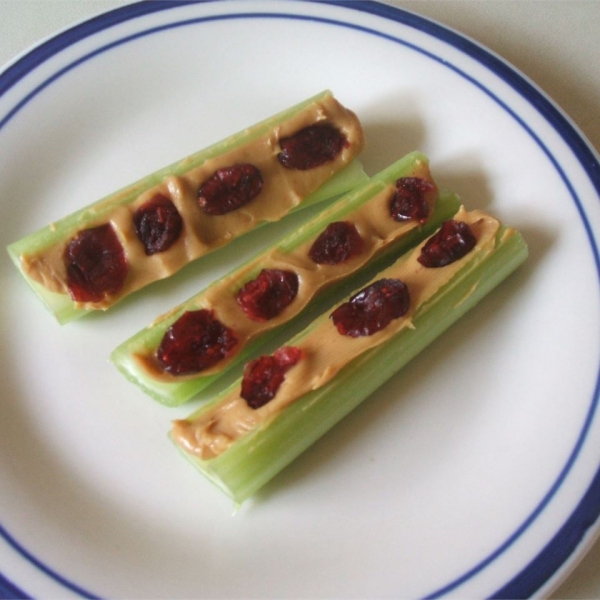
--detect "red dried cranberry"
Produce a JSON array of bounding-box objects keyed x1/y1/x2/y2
[
  {"x1": 156, "y1": 310, "x2": 237, "y2": 375},
  {"x1": 278, "y1": 124, "x2": 347, "y2": 170},
  {"x1": 236, "y1": 269, "x2": 299, "y2": 322},
  {"x1": 133, "y1": 194, "x2": 183, "y2": 255},
  {"x1": 241, "y1": 346, "x2": 304, "y2": 409},
  {"x1": 64, "y1": 223, "x2": 128, "y2": 303},
  {"x1": 198, "y1": 164, "x2": 263, "y2": 215},
  {"x1": 308, "y1": 221, "x2": 365, "y2": 265},
  {"x1": 418, "y1": 220, "x2": 477, "y2": 268},
  {"x1": 330, "y1": 278, "x2": 410, "y2": 337},
  {"x1": 389, "y1": 177, "x2": 435, "y2": 224}
]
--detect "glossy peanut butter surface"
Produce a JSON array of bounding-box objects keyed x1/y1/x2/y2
[
  {"x1": 20, "y1": 94, "x2": 364, "y2": 310},
  {"x1": 172, "y1": 208, "x2": 501, "y2": 460},
  {"x1": 134, "y1": 159, "x2": 437, "y2": 382}
]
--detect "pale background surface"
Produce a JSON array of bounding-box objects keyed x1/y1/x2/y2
[{"x1": 1, "y1": 1, "x2": 598, "y2": 598}]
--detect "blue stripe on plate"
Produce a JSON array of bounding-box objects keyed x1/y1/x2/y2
[
  {"x1": 0, "y1": 1, "x2": 189, "y2": 98},
  {"x1": 0, "y1": 523, "x2": 100, "y2": 599},
  {"x1": 0, "y1": 572, "x2": 30, "y2": 600},
  {"x1": 0, "y1": 1, "x2": 598, "y2": 598}
]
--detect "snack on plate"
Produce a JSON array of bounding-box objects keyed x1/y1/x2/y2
[
  {"x1": 170, "y1": 207, "x2": 528, "y2": 504},
  {"x1": 6, "y1": 90, "x2": 366, "y2": 324},
  {"x1": 111, "y1": 152, "x2": 461, "y2": 406}
]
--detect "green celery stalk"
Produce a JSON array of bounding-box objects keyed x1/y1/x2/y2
[
  {"x1": 171, "y1": 223, "x2": 528, "y2": 505},
  {"x1": 111, "y1": 152, "x2": 461, "y2": 407},
  {"x1": 7, "y1": 90, "x2": 367, "y2": 324}
]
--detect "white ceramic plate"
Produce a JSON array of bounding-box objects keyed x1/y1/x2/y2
[{"x1": 1, "y1": 1, "x2": 599, "y2": 598}]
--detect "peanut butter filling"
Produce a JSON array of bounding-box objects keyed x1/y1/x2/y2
[
  {"x1": 19, "y1": 93, "x2": 365, "y2": 310},
  {"x1": 172, "y1": 207, "x2": 501, "y2": 460},
  {"x1": 132, "y1": 159, "x2": 437, "y2": 381}
]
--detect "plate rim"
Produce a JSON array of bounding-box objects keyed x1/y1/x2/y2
[{"x1": 1, "y1": 1, "x2": 599, "y2": 598}]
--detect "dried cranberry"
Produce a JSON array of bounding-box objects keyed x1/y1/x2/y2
[
  {"x1": 156, "y1": 310, "x2": 237, "y2": 375},
  {"x1": 389, "y1": 177, "x2": 435, "y2": 224},
  {"x1": 308, "y1": 221, "x2": 365, "y2": 265},
  {"x1": 198, "y1": 164, "x2": 263, "y2": 215},
  {"x1": 330, "y1": 278, "x2": 410, "y2": 337},
  {"x1": 278, "y1": 124, "x2": 347, "y2": 170},
  {"x1": 241, "y1": 346, "x2": 304, "y2": 409},
  {"x1": 236, "y1": 269, "x2": 299, "y2": 322},
  {"x1": 64, "y1": 223, "x2": 128, "y2": 303},
  {"x1": 418, "y1": 220, "x2": 477, "y2": 268},
  {"x1": 133, "y1": 194, "x2": 183, "y2": 255}
]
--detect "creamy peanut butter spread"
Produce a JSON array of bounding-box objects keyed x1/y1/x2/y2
[
  {"x1": 133, "y1": 159, "x2": 437, "y2": 382},
  {"x1": 172, "y1": 207, "x2": 502, "y2": 461},
  {"x1": 19, "y1": 93, "x2": 365, "y2": 311}
]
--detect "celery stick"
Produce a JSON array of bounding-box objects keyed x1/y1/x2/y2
[
  {"x1": 171, "y1": 222, "x2": 528, "y2": 505},
  {"x1": 7, "y1": 90, "x2": 366, "y2": 324},
  {"x1": 111, "y1": 152, "x2": 460, "y2": 407}
]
